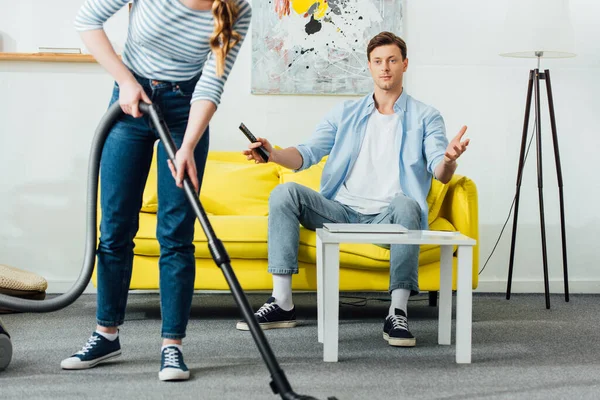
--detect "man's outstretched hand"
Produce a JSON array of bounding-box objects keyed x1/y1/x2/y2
[{"x1": 444, "y1": 125, "x2": 470, "y2": 163}]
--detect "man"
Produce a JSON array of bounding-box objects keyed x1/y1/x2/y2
[{"x1": 237, "y1": 32, "x2": 469, "y2": 347}]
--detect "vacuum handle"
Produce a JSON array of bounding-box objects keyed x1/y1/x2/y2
[{"x1": 138, "y1": 102, "x2": 218, "y2": 241}]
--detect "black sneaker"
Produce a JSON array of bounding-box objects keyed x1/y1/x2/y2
[
  {"x1": 383, "y1": 309, "x2": 416, "y2": 347},
  {"x1": 61, "y1": 332, "x2": 121, "y2": 369},
  {"x1": 159, "y1": 346, "x2": 190, "y2": 381},
  {"x1": 236, "y1": 297, "x2": 297, "y2": 331}
]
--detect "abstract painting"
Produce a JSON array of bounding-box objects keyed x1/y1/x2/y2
[{"x1": 251, "y1": 0, "x2": 403, "y2": 95}]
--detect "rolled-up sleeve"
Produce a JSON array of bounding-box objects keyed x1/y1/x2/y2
[{"x1": 422, "y1": 109, "x2": 449, "y2": 178}]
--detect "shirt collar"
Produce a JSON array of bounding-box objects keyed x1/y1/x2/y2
[{"x1": 364, "y1": 88, "x2": 408, "y2": 119}]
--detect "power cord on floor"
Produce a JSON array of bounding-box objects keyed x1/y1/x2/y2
[
  {"x1": 339, "y1": 294, "x2": 429, "y2": 307},
  {"x1": 478, "y1": 119, "x2": 537, "y2": 276}
]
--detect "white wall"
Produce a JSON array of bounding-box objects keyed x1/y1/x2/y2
[{"x1": 0, "y1": 0, "x2": 599, "y2": 294}]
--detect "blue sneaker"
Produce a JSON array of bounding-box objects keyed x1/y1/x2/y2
[
  {"x1": 236, "y1": 297, "x2": 297, "y2": 331},
  {"x1": 61, "y1": 332, "x2": 121, "y2": 370},
  {"x1": 159, "y1": 346, "x2": 190, "y2": 381},
  {"x1": 383, "y1": 309, "x2": 416, "y2": 347}
]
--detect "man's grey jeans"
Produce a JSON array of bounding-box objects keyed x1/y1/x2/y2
[{"x1": 267, "y1": 182, "x2": 422, "y2": 294}]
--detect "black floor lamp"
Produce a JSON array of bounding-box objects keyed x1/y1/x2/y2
[{"x1": 500, "y1": 0, "x2": 576, "y2": 309}]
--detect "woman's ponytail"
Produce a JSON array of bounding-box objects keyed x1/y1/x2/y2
[{"x1": 210, "y1": 0, "x2": 241, "y2": 77}]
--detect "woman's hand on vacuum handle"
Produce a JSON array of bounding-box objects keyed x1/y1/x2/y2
[
  {"x1": 119, "y1": 78, "x2": 152, "y2": 118},
  {"x1": 167, "y1": 146, "x2": 199, "y2": 193}
]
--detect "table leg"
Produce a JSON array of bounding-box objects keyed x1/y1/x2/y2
[
  {"x1": 456, "y1": 245, "x2": 473, "y2": 364},
  {"x1": 317, "y1": 232, "x2": 324, "y2": 343},
  {"x1": 438, "y1": 245, "x2": 453, "y2": 345},
  {"x1": 323, "y1": 243, "x2": 340, "y2": 362}
]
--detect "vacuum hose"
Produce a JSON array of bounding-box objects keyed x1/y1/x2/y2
[{"x1": 0, "y1": 102, "x2": 123, "y2": 312}]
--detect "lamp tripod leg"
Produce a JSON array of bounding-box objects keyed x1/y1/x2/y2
[
  {"x1": 544, "y1": 69, "x2": 570, "y2": 302},
  {"x1": 533, "y1": 69, "x2": 551, "y2": 310},
  {"x1": 507, "y1": 70, "x2": 534, "y2": 300}
]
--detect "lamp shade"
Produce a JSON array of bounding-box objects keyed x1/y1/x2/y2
[{"x1": 500, "y1": 0, "x2": 576, "y2": 58}]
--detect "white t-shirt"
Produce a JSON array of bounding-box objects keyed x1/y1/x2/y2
[{"x1": 335, "y1": 108, "x2": 403, "y2": 214}]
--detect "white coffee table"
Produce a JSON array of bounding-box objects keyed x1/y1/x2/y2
[{"x1": 316, "y1": 227, "x2": 477, "y2": 364}]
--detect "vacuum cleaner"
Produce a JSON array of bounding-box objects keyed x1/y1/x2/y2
[{"x1": 0, "y1": 102, "x2": 337, "y2": 400}]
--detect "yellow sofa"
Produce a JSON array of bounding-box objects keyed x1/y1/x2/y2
[{"x1": 98, "y1": 151, "x2": 479, "y2": 295}]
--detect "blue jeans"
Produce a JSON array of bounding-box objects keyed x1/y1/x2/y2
[
  {"x1": 268, "y1": 183, "x2": 422, "y2": 294},
  {"x1": 96, "y1": 72, "x2": 209, "y2": 339}
]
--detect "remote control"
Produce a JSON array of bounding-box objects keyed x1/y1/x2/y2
[{"x1": 239, "y1": 123, "x2": 269, "y2": 163}]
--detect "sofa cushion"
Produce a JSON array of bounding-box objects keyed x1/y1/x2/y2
[
  {"x1": 140, "y1": 151, "x2": 280, "y2": 215},
  {"x1": 200, "y1": 160, "x2": 280, "y2": 216},
  {"x1": 279, "y1": 157, "x2": 327, "y2": 190}
]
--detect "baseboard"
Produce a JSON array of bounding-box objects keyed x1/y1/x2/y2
[
  {"x1": 475, "y1": 279, "x2": 600, "y2": 294},
  {"x1": 46, "y1": 279, "x2": 600, "y2": 295}
]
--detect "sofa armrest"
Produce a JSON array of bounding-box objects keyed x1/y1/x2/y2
[{"x1": 438, "y1": 175, "x2": 479, "y2": 288}]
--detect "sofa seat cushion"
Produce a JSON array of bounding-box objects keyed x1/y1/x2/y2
[
  {"x1": 134, "y1": 214, "x2": 268, "y2": 259},
  {"x1": 133, "y1": 212, "x2": 455, "y2": 269}
]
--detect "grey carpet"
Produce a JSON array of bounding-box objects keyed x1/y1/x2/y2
[{"x1": 1, "y1": 292, "x2": 599, "y2": 400}]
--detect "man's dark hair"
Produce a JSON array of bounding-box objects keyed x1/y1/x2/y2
[{"x1": 367, "y1": 31, "x2": 407, "y2": 61}]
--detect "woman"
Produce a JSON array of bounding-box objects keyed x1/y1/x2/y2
[{"x1": 60, "y1": 0, "x2": 251, "y2": 381}]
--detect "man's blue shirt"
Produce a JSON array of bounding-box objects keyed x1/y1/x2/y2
[{"x1": 294, "y1": 90, "x2": 449, "y2": 230}]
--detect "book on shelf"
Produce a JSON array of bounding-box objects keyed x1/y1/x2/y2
[{"x1": 38, "y1": 47, "x2": 82, "y2": 54}]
